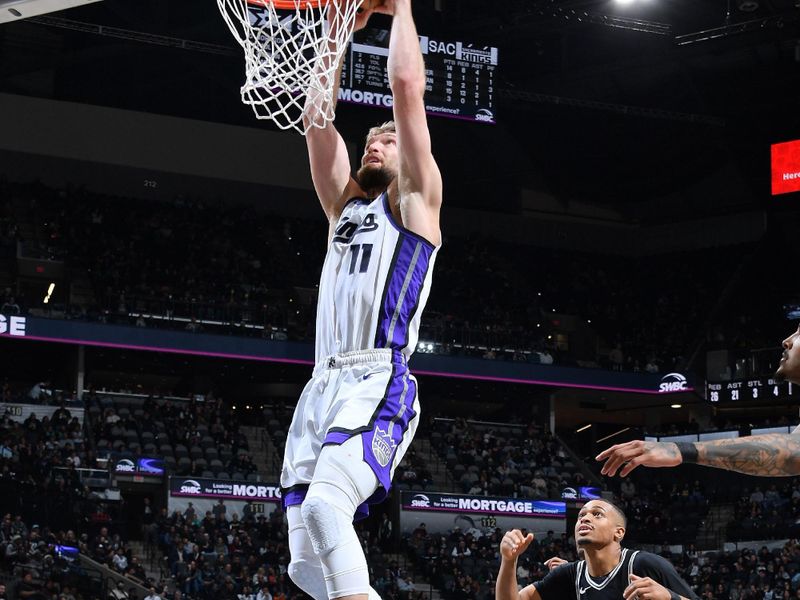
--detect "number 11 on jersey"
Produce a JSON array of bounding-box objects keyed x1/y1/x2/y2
[{"x1": 348, "y1": 243, "x2": 373, "y2": 275}]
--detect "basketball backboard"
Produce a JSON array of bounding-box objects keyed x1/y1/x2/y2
[{"x1": 0, "y1": 0, "x2": 103, "y2": 24}]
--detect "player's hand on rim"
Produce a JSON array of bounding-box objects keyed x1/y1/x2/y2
[
  {"x1": 353, "y1": 0, "x2": 394, "y2": 31},
  {"x1": 595, "y1": 440, "x2": 682, "y2": 477},
  {"x1": 623, "y1": 574, "x2": 674, "y2": 600},
  {"x1": 499, "y1": 529, "x2": 534, "y2": 561}
]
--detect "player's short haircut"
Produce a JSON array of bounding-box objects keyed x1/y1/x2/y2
[
  {"x1": 598, "y1": 499, "x2": 627, "y2": 529},
  {"x1": 365, "y1": 121, "x2": 396, "y2": 146}
]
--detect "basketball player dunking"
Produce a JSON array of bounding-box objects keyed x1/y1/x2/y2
[
  {"x1": 597, "y1": 325, "x2": 800, "y2": 478},
  {"x1": 497, "y1": 500, "x2": 698, "y2": 600},
  {"x1": 281, "y1": 1, "x2": 442, "y2": 600}
]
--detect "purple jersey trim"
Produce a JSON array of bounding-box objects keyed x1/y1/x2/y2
[
  {"x1": 281, "y1": 485, "x2": 370, "y2": 521},
  {"x1": 381, "y1": 193, "x2": 437, "y2": 250},
  {"x1": 361, "y1": 357, "x2": 417, "y2": 500},
  {"x1": 323, "y1": 431, "x2": 350, "y2": 445},
  {"x1": 319, "y1": 351, "x2": 418, "y2": 512},
  {"x1": 374, "y1": 236, "x2": 433, "y2": 350},
  {"x1": 282, "y1": 487, "x2": 308, "y2": 511}
]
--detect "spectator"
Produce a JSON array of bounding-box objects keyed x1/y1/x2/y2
[
  {"x1": 112, "y1": 548, "x2": 128, "y2": 572},
  {"x1": 609, "y1": 344, "x2": 624, "y2": 371},
  {"x1": 144, "y1": 587, "x2": 161, "y2": 600},
  {"x1": 620, "y1": 478, "x2": 636, "y2": 500},
  {"x1": 212, "y1": 500, "x2": 227, "y2": 521},
  {"x1": 255, "y1": 584, "x2": 272, "y2": 600},
  {"x1": 17, "y1": 573, "x2": 41, "y2": 600},
  {"x1": 378, "y1": 513, "x2": 393, "y2": 553}
]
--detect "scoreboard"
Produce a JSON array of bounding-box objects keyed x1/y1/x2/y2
[
  {"x1": 707, "y1": 377, "x2": 794, "y2": 403},
  {"x1": 339, "y1": 30, "x2": 498, "y2": 124}
]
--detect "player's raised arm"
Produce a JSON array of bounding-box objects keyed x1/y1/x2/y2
[
  {"x1": 385, "y1": 0, "x2": 442, "y2": 244},
  {"x1": 598, "y1": 324, "x2": 800, "y2": 478},
  {"x1": 496, "y1": 530, "x2": 539, "y2": 600},
  {"x1": 596, "y1": 433, "x2": 800, "y2": 478},
  {"x1": 303, "y1": 2, "x2": 378, "y2": 221}
]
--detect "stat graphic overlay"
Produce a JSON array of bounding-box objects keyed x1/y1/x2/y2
[
  {"x1": 772, "y1": 139, "x2": 800, "y2": 195},
  {"x1": 339, "y1": 30, "x2": 498, "y2": 124},
  {"x1": 706, "y1": 377, "x2": 794, "y2": 403}
]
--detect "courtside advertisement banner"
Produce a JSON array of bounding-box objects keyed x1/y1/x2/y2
[
  {"x1": 402, "y1": 491, "x2": 565, "y2": 517},
  {"x1": 772, "y1": 140, "x2": 800, "y2": 195},
  {"x1": 399, "y1": 491, "x2": 566, "y2": 537},
  {"x1": 114, "y1": 457, "x2": 164, "y2": 477},
  {"x1": 169, "y1": 476, "x2": 282, "y2": 501},
  {"x1": 168, "y1": 476, "x2": 282, "y2": 520},
  {"x1": 0, "y1": 315, "x2": 26, "y2": 337}
]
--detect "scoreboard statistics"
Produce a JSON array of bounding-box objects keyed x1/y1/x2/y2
[
  {"x1": 707, "y1": 377, "x2": 794, "y2": 403},
  {"x1": 339, "y1": 30, "x2": 498, "y2": 124}
]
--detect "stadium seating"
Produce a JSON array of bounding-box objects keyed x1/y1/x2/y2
[{"x1": 2, "y1": 180, "x2": 753, "y2": 372}]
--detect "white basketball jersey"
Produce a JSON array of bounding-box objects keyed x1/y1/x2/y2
[{"x1": 314, "y1": 192, "x2": 438, "y2": 363}]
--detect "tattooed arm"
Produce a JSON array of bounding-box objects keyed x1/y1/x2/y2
[
  {"x1": 597, "y1": 429, "x2": 800, "y2": 477},
  {"x1": 694, "y1": 431, "x2": 800, "y2": 476}
]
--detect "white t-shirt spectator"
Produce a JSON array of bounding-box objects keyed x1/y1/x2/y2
[
  {"x1": 396, "y1": 575, "x2": 414, "y2": 592},
  {"x1": 112, "y1": 551, "x2": 128, "y2": 572}
]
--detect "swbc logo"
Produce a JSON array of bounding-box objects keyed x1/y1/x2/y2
[
  {"x1": 180, "y1": 480, "x2": 202, "y2": 494},
  {"x1": 561, "y1": 487, "x2": 578, "y2": 500},
  {"x1": 410, "y1": 494, "x2": 430, "y2": 508},
  {"x1": 0, "y1": 315, "x2": 26, "y2": 337},
  {"x1": 659, "y1": 373, "x2": 689, "y2": 393},
  {"x1": 475, "y1": 109, "x2": 494, "y2": 123},
  {"x1": 115, "y1": 459, "x2": 136, "y2": 473}
]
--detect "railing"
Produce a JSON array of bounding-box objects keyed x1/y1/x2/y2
[
  {"x1": 77, "y1": 553, "x2": 152, "y2": 600},
  {"x1": 28, "y1": 295, "x2": 292, "y2": 340}
]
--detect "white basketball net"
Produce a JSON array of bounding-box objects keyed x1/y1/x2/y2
[{"x1": 217, "y1": 0, "x2": 364, "y2": 135}]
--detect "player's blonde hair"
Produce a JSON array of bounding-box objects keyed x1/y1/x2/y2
[{"x1": 365, "y1": 121, "x2": 396, "y2": 147}]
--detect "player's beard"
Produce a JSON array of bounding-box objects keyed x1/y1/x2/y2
[{"x1": 356, "y1": 164, "x2": 394, "y2": 195}]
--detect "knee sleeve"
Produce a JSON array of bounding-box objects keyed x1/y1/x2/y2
[
  {"x1": 301, "y1": 493, "x2": 368, "y2": 598},
  {"x1": 300, "y1": 438, "x2": 381, "y2": 598},
  {"x1": 287, "y1": 506, "x2": 328, "y2": 600}
]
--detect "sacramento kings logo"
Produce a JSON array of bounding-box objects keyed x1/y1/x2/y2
[{"x1": 371, "y1": 426, "x2": 397, "y2": 467}]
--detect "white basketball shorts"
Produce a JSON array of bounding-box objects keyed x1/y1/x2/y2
[{"x1": 280, "y1": 348, "x2": 421, "y2": 519}]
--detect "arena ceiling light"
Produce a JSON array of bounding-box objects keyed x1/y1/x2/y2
[
  {"x1": 670, "y1": 404, "x2": 682, "y2": 409},
  {"x1": 43, "y1": 282, "x2": 55, "y2": 304}
]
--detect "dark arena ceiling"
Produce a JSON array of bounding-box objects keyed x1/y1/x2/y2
[{"x1": 1, "y1": 0, "x2": 799, "y2": 211}]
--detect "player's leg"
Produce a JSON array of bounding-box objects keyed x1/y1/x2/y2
[
  {"x1": 287, "y1": 506, "x2": 329, "y2": 600},
  {"x1": 289, "y1": 505, "x2": 383, "y2": 600},
  {"x1": 283, "y1": 375, "x2": 332, "y2": 598},
  {"x1": 300, "y1": 435, "x2": 380, "y2": 600}
]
